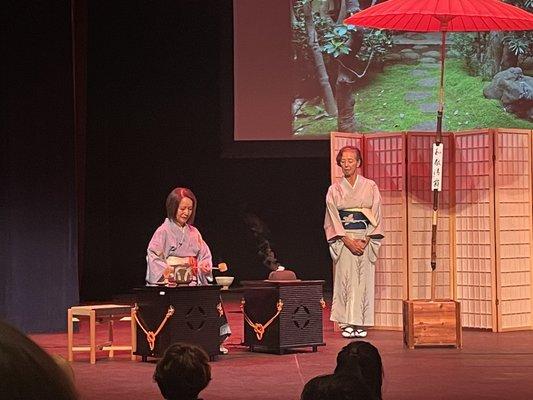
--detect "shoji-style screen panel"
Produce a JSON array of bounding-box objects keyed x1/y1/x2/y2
[
  {"x1": 329, "y1": 129, "x2": 533, "y2": 332},
  {"x1": 494, "y1": 129, "x2": 533, "y2": 331},
  {"x1": 454, "y1": 131, "x2": 497, "y2": 330},
  {"x1": 330, "y1": 132, "x2": 364, "y2": 183},
  {"x1": 365, "y1": 133, "x2": 408, "y2": 329},
  {"x1": 407, "y1": 132, "x2": 453, "y2": 300}
]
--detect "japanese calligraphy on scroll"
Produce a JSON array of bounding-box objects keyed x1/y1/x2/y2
[{"x1": 431, "y1": 143, "x2": 443, "y2": 191}]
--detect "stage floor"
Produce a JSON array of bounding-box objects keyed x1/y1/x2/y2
[{"x1": 32, "y1": 295, "x2": 533, "y2": 400}]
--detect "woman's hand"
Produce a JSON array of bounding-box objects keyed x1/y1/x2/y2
[
  {"x1": 342, "y1": 237, "x2": 367, "y2": 256},
  {"x1": 354, "y1": 239, "x2": 368, "y2": 253},
  {"x1": 198, "y1": 261, "x2": 212, "y2": 274},
  {"x1": 162, "y1": 265, "x2": 174, "y2": 280}
]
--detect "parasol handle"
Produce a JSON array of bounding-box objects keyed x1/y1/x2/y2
[
  {"x1": 436, "y1": 31, "x2": 447, "y2": 144},
  {"x1": 430, "y1": 204, "x2": 438, "y2": 302},
  {"x1": 430, "y1": 29, "x2": 447, "y2": 302}
]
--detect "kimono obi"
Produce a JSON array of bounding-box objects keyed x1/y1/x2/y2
[
  {"x1": 166, "y1": 256, "x2": 198, "y2": 283},
  {"x1": 166, "y1": 256, "x2": 197, "y2": 268},
  {"x1": 339, "y1": 208, "x2": 376, "y2": 230}
]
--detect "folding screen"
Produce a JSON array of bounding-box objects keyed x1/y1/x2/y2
[
  {"x1": 454, "y1": 130, "x2": 497, "y2": 330},
  {"x1": 494, "y1": 129, "x2": 533, "y2": 331},
  {"x1": 330, "y1": 129, "x2": 533, "y2": 332},
  {"x1": 364, "y1": 133, "x2": 408, "y2": 329},
  {"x1": 406, "y1": 132, "x2": 454, "y2": 301}
]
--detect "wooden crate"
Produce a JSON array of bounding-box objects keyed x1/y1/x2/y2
[{"x1": 403, "y1": 300, "x2": 462, "y2": 349}]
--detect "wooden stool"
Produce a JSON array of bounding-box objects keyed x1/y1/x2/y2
[{"x1": 67, "y1": 304, "x2": 137, "y2": 364}]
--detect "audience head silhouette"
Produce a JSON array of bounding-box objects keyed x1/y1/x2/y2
[
  {"x1": 301, "y1": 374, "x2": 333, "y2": 400},
  {"x1": 0, "y1": 319, "x2": 78, "y2": 400},
  {"x1": 335, "y1": 340, "x2": 383, "y2": 400},
  {"x1": 301, "y1": 373, "x2": 376, "y2": 400},
  {"x1": 154, "y1": 342, "x2": 211, "y2": 400}
]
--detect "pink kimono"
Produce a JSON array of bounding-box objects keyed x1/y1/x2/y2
[
  {"x1": 146, "y1": 218, "x2": 213, "y2": 285},
  {"x1": 146, "y1": 218, "x2": 231, "y2": 338}
]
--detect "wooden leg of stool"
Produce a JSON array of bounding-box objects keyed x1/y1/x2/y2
[
  {"x1": 131, "y1": 309, "x2": 137, "y2": 361},
  {"x1": 108, "y1": 320, "x2": 114, "y2": 358},
  {"x1": 90, "y1": 310, "x2": 96, "y2": 364},
  {"x1": 67, "y1": 308, "x2": 74, "y2": 362}
]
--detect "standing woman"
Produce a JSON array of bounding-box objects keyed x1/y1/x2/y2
[
  {"x1": 324, "y1": 146, "x2": 384, "y2": 338},
  {"x1": 146, "y1": 187, "x2": 231, "y2": 353}
]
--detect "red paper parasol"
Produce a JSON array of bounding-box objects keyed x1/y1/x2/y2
[{"x1": 345, "y1": 0, "x2": 533, "y2": 300}]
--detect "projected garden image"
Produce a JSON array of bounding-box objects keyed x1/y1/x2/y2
[{"x1": 291, "y1": 0, "x2": 533, "y2": 136}]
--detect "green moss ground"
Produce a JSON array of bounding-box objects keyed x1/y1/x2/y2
[{"x1": 294, "y1": 59, "x2": 532, "y2": 135}]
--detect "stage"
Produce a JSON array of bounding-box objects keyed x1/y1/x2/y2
[{"x1": 32, "y1": 293, "x2": 533, "y2": 400}]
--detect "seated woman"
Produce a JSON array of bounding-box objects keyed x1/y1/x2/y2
[{"x1": 146, "y1": 187, "x2": 231, "y2": 353}]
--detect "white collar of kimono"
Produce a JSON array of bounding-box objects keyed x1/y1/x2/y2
[
  {"x1": 167, "y1": 218, "x2": 189, "y2": 230},
  {"x1": 342, "y1": 174, "x2": 359, "y2": 189}
]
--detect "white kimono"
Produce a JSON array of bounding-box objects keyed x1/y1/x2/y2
[{"x1": 324, "y1": 175, "x2": 384, "y2": 327}]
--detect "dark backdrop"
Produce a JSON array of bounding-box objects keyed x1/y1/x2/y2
[
  {"x1": 3, "y1": 1, "x2": 79, "y2": 332},
  {"x1": 82, "y1": 0, "x2": 333, "y2": 300},
  {"x1": 3, "y1": 1, "x2": 333, "y2": 333}
]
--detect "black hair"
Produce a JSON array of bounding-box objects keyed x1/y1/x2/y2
[
  {"x1": 0, "y1": 319, "x2": 78, "y2": 400},
  {"x1": 335, "y1": 341, "x2": 383, "y2": 400},
  {"x1": 154, "y1": 342, "x2": 211, "y2": 400},
  {"x1": 301, "y1": 373, "x2": 376, "y2": 400}
]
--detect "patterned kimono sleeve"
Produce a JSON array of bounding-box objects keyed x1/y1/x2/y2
[
  {"x1": 324, "y1": 185, "x2": 346, "y2": 242},
  {"x1": 324, "y1": 186, "x2": 346, "y2": 262},
  {"x1": 146, "y1": 228, "x2": 168, "y2": 284},
  {"x1": 195, "y1": 230, "x2": 213, "y2": 285},
  {"x1": 366, "y1": 182, "x2": 384, "y2": 264},
  {"x1": 368, "y1": 181, "x2": 384, "y2": 238}
]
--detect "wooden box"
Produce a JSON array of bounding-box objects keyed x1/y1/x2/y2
[
  {"x1": 403, "y1": 299, "x2": 462, "y2": 349},
  {"x1": 133, "y1": 285, "x2": 222, "y2": 360},
  {"x1": 241, "y1": 280, "x2": 325, "y2": 354}
]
